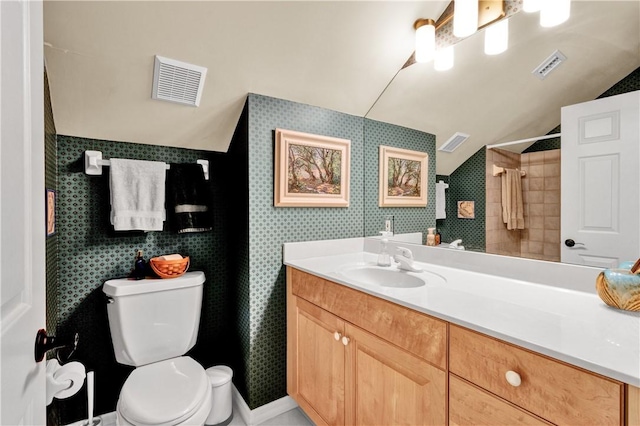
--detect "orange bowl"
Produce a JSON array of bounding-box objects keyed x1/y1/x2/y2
[{"x1": 150, "y1": 256, "x2": 190, "y2": 279}]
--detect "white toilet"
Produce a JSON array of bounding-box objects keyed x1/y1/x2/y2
[{"x1": 103, "y1": 271, "x2": 212, "y2": 426}]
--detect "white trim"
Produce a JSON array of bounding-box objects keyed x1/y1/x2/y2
[
  {"x1": 485, "y1": 133, "x2": 561, "y2": 149},
  {"x1": 232, "y1": 384, "x2": 298, "y2": 426}
]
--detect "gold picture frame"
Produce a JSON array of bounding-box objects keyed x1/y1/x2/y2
[
  {"x1": 379, "y1": 146, "x2": 428, "y2": 207},
  {"x1": 274, "y1": 128, "x2": 350, "y2": 207}
]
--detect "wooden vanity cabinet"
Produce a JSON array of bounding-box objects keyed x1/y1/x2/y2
[
  {"x1": 287, "y1": 267, "x2": 447, "y2": 426},
  {"x1": 287, "y1": 267, "x2": 637, "y2": 426}
]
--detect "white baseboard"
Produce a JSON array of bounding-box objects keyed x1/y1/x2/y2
[{"x1": 232, "y1": 384, "x2": 298, "y2": 426}]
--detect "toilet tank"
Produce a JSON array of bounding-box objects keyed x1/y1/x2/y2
[{"x1": 103, "y1": 271, "x2": 205, "y2": 366}]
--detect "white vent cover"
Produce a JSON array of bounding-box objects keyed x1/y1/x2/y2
[
  {"x1": 532, "y1": 49, "x2": 567, "y2": 80},
  {"x1": 439, "y1": 132, "x2": 470, "y2": 153},
  {"x1": 152, "y1": 55, "x2": 207, "y2": 106}
]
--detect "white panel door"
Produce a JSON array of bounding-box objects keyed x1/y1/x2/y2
[
  {"x1": 0, "y1": 0, "x2": 46, "y2": 424},
  {"x1": 561, "y1": 91, "x2": 640, "y2": 268}
]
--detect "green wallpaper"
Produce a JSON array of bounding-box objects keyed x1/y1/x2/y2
[
  {"x1": 44, "y1": 69, "x2": 58, "y2": 335},
  {"x1": 436, "y1": 147, "x2": 486, "y2": 252},
  {"x1": 363, "y1": 119, "x2": 437, "y2": 243},
  {"x1": 244, "y1": 94, "x2": 365, "y2": 408},
  {"x1": 52, "y1": 136, "x2": 230, "y2": 424}
]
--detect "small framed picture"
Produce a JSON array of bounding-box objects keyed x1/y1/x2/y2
[
  {"x1": 274, "y1": 128, "x2": 350, "y2": 207},
  {"x1": 46, "y1": 189, "x2": 56, "y2": 236},
  {"x1": 457, "y1": 201, "x2": 475, "y2": 219},
  {"x1": 379, "y1": 145, "x2": 428, "y2": 207}
]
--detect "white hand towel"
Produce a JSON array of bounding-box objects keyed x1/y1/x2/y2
[
  {"x1": 109, "y1": 158, "x2": 166, "y2": 231},
  {"x1": 435, "y1": 181, "x2": 447, "y2": 219}
]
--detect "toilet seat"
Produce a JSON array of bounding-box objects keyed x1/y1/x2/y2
[{"x1": 117, "y1": 357, "x2": 211, "y2": 426}]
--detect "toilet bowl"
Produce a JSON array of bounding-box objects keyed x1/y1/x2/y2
[{"x1": 115, "y1": 357, "x2": 211, "y2": 426}]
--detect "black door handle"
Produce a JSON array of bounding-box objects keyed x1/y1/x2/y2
[
  {"x1": 34, "y1": 329, "x2": 78, "y2": 362},
  {"x1": 565, "y1": 239, "x2": 585, "y2": 248}
]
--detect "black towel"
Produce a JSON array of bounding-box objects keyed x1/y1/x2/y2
[{"x1": 167, "y1": 163, "x2": 213, "y2": 233}]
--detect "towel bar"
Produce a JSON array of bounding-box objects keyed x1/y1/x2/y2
[
  {"x1": 84, "y1": 150, "x2": 209, "y2": 180},
  {"x1": 492, "y1": 164, "x2": 526, "y2": 177}
]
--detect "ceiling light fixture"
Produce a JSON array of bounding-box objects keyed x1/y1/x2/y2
[
  {"x1": 434, "y1": 46, "x2": 455, "y2": 71},
  {"x1": 523, "y1": 0, "x2": 541, "y2": 13},
  {"x1": 453, "y1": 0, "x2": 479, "y2": 38},
  {"x1": 484, "y1": 18, "x2": 509, "y2": 55},
  {"x1": 414, "y1": 19, "x2": 436, "y2": 63},
  {"x1": 540, "y1": 0, "x2": 571, "y2": 27}
]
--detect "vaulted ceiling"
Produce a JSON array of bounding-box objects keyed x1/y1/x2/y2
[{"x1": 44, "y1": 1, "x2": 639, "y2": 175}]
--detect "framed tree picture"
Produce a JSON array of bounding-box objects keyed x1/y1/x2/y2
[
  {"x1": 379, "y1": 146, "x2": 428, "y2": 207},
  {"x1": 274, "y1": 128, "x2": 350, "y2": 207}
]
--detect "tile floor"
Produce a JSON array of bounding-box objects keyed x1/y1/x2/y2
[
  {"x1": 230, "y1": 407, "x2": 314, "y2": 426},
  {"x1": 67, "y1": 407, "x2": 313, "y2": 426}
]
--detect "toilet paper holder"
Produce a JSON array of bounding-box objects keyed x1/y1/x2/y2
[{"x1": 35, "y1": 329, "x2": 79, "y2": 363}]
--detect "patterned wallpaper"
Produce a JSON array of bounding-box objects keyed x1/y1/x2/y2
[
  {"x1": 52, "y1": 136, "x2": 230, "y2": 423},
  {"x1": 44, "y1": 69, "x2": 58, "y2": 335},
  {"x1": 438, "y1": 147, "x2": 486, "y2": 252},
  {"x1": 363, "y1": 119, "x2": 436, "y2": 243},
  {"x1": 45, "y1": 94, "x2": 438, "y2": 420},
  {"x1": 244, "y1": 94, "x2": 365, "y2": 408}
]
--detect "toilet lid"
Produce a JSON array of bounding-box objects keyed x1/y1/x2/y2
[{"x1": 119, "y1": 357, "x2": 209, "y2": 426}]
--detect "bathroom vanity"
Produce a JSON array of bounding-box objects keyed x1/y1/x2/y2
[{"x1": 284, "y1": 238, "x2": 640, "y2": 426}]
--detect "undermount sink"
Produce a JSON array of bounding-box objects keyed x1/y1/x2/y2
[{"x1": 338, "y1": 265, "x2": 428, "y2": 288}]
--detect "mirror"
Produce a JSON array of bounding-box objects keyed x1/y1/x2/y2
[{"x1": 363, "y1": 1, "x2": 640, "y2": 265}]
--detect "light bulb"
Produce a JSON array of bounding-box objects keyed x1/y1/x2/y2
[
  {"x1": 540, "y1": 0, "x2": 571, "y2": 28},
  {"x1": 415, "y1": 20, "x2": 435, "y2": 63},
  {"x1": 453, "y1": 0, "x2": 479, "y2": 38},
  {"x1": 523, "y1": 0, "x2": 541, "y2": 13},
  {"x1": 484, "y1": 19, "x2": 508, "y2": 55},
  {"x1": 434, "y1": 46, "x2": 454, "y2": 71}
]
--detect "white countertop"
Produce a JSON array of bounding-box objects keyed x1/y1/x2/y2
[{"x1": 283, "y1": 238, "x2": 640, "y2": 387}]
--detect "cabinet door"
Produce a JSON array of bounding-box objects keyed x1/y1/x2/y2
[
  {"x1": 288, "y1": 297, "x2": 345, "y2": 426},
  {"x1": 344, "y1": 323, "x2": 446, "y2": 426}
]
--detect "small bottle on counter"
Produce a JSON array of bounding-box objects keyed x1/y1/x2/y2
[
  {"x1": 132, "y1": 250, "x2": 147, "y2": 280},
  {"x1": 426, "y1": 228, "x2": 436, "y2": 246},
  {"x1": 435, "y1": 229, "x2": 441, "y2": 246}
]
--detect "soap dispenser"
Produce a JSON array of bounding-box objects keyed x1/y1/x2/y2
[
  {"x1": 426, "y1": 228, "x2": 436, "y2": 246},
  {"x1": 378, "y1": 231, "x2": 393, "y2": 266}
]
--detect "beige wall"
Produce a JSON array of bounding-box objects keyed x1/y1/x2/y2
[{"x1": 485, "y1": 148, "x2": 561, "y2": 262}]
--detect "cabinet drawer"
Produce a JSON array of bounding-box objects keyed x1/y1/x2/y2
[
  {"x1": 450, "y1": 325, "x2": 623, "y2": 425},
  {"x1": 289, "y1": 267, "x2": 447, "y2": 369},
  {"x1": 449, "y1": 375, "x2": 551, "y2": 426}
]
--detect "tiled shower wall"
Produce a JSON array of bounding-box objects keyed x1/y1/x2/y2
[
  {"x1": 485, "y1": 148, "x2": 521, "y2": 256},
  {"x1": 485, "y1": 148, "x2": 561, "y2": 262},
  {"x1": 520, "y1": 150, "x2": 561, "y2": 261}
]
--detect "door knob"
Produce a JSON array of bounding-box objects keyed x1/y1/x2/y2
[
  {"x1": 565, "y1": 239, "x2": 585, "y2": 248},
  {"x1": 34, "y1": 329, "x2": 79, "y2": 363},
  {"x1": 334, "y1": 331, "x2": 342, "y2": 341}
]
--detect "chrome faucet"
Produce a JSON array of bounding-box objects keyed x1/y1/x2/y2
[{"x1": 394, "y1": 247, "x2": 422, "y2": 272}]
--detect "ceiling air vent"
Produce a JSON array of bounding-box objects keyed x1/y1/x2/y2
[
  {"x1": 532, "y1": 49, "x2": 567, "y2": 80},
  {"x1": 152, "y1": 55, "x2": 207, "y2": 107},
  {"x1": 439, "y1": 132, "x2": 470, "y2": 153}
]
